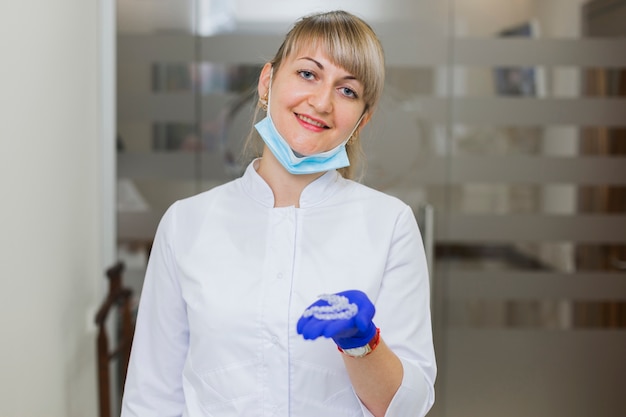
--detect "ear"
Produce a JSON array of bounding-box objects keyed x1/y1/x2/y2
[
  {"x1": 357, "y1": 111, "x2": 372, "y2": 131},
  {"x1": 257, "y1": 62, "x2": 273, "y2": 98}
]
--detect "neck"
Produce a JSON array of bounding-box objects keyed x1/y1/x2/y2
[{"x1": 256, "y1": 148, "x2": 325, "y2": 208}]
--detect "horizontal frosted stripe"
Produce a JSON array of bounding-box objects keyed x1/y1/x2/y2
[
  {"x1": 413, "y1": 97, "x2": 626, "y2": 126},
  {"x1": 117, "y1": 92, "x2": 242, "y2": 122},
  {"x1": 443, "y1": 330, "x2": 626, "y2": 415},
  {"x1": 118, "y1": 34, "x2": 284, "y2": 64},
  {"x1": 436, "y1": 214, "x2": 626, "y2": 243},
  {"x1": 119, "y1": 212, "x2": 626, "y2": 247},
  {"x1": 118, "y1": 211, "x2": 162, "y2": 241},
  {"x1": 117, "y1": 34, "x2": 201, "y2": 63},
  {"x1": 454, "y1": 39, "x2": 626, "y2": 67},
  {"x1": 407, "y1": 155, "x2": 626, "y2": 185},
  {"x1": 119, "y1": 94, "x2": 626, "y2": 126},
  {"x1": 118, "y1": 152, "x2": 233, "y2": 181},
  {"x1": 118, "y1": 93, "x2": 195, "y2": 122},
  {"x1": 117, "y1": 34, "x2": 447, "y2": 65},
  {"x1": 200, "y1": 34, "x2": 286, "y2": 64},
  {"x1": 447, "y1": 156, "x2": 626, "y2": 185},
  {"x1": 447, "y1": 300, "x2": 626, "y2": 329},
  {"x1": 444, "y1": 271, "x2": 626, "y2": 299},
  {"x1": 200, "y1": 35, "x2": 448, "y2": 66},
  {"x1": 119, "y1": 153, "x2": 626, "y2": 186},
  {"x1": 118, "y1": 35, "x2": 626, "y2": 67},
  {"x1": 371, "y1": 37, "x2": 449, "y2": 67}
]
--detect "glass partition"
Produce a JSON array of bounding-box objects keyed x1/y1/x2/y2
[
  {"x1": 435, "y1": 1, "x2": 626, "y2": 416},
  {"x1": 115, "y1": 0, "x2": 626, "y2": 415}
]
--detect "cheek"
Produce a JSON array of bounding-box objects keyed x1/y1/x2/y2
[{"x1": 337, "y1": 110, "x2": 364, "y2": 134}]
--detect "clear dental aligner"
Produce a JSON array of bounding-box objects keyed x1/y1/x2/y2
[{"x1": 302, "y1": 294, "x2": 358, "y2": 320}]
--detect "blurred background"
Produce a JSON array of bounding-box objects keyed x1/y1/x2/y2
[{"x1": 1, "y1": 0, "x2": 624, "y2": 416}]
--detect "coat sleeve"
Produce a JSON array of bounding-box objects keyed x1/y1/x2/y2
[
  {"x1": 121, "y1": 202, "x2": 189, "y2": 417},
  {"x1": 360, "y1": 204, "x2": 437, "y2": 417}
]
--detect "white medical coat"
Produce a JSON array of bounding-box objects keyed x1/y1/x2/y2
[{"x1": 121, "y1": 160, "x2": 436, "y2": 417}]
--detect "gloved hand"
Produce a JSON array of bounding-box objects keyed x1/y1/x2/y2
[{"x1": 297, "y1": 290, "x2": 377, "y2": 349}]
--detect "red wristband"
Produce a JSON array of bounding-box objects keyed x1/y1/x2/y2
[{"x1": 337, "y1": 328, "x2": 381, "y2": 358}]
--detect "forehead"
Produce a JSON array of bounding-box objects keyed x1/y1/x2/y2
[{"x1": 285, "y1": 44, "x2": 360, "y2": 79}]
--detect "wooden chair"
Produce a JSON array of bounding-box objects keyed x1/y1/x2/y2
[{"x1": 95, "y1": 262, "x2": 135, "y2": 417}]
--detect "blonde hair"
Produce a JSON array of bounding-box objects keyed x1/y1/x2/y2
[{"x1": 245, "y1": 10, "x2": 386, "y2": 179}]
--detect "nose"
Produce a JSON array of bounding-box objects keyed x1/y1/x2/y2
[{"x1": 309, "y1": 85, "x2": 333, "y2": 114}]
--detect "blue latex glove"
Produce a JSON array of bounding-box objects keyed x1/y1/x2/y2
[{"x1": 297, "y1": 290, "x2": 377, "y2": 349}]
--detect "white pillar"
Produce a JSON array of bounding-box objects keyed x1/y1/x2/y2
[{"x1": 0, "y1": 1, "x2": 111, "y2": 416}]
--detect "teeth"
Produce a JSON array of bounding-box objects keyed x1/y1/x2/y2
[{"x1": 299, "y1": 114, "x2": 326, "y2": 128}]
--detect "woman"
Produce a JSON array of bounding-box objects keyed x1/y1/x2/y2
[{"x1": 122, "y1": 10, "x2": 436, "y2": 417}]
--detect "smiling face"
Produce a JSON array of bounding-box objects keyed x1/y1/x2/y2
[{"x1": 258, "y1": 48, "x2": 370, "y2": 157}]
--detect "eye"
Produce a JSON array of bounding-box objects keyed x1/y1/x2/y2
[
  {"x1": 297, "y1": 70, "x2": 315, "y2": 80},
  {"x1": 340, "y1": 87, "x2": 358, "y2": 99}
]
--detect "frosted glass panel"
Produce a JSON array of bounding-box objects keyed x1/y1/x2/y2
[
  {"x1": 443, "y1": 330, "x2": 626, "y2": 417},
  {"x1": 115, "y1": 1, "x2": 626, "y2": 416},
  {"x1": 432, "y1": 1, "x2": 626, "y2": 416}
]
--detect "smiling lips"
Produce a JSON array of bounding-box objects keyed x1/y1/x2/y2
[{"x1": 296, "y1": 113, "x2": 330, "y2": 130}]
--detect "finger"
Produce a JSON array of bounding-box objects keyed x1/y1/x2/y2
[
  {"x1": 354, "y1": 303, "x2": 376, "y2": 332},
  {"x1": 296, "y1": 315, "x2": 313, "y2": 334},
  {"x1": 300, "y1": 319, "x2": 330, "y2": 340},
  {"x1": 322, "y1": 319, "x2": 355, "y2": 338}
]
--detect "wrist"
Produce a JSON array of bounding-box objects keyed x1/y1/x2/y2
[
  {"x1": 333, "y1": 321, "x2": 378, "y2": 349},
  {"x1": 337, "y1": 327, "x2": 381, "y2": 358}
]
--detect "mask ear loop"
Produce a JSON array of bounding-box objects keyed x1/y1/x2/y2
[
  {"x1": 266, "y1": 67, "x2": 274, "y2": 117},
  {"x1": 346, "y1": 113, "x2": 365, "y2": 144}
]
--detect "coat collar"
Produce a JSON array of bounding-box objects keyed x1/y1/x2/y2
[{"x1": 241, "y1": 159, "x2": 349, "y2": 208}]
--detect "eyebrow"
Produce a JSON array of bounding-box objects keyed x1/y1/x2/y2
[{"x1": 298, "y1": 56, "x2": 358, "y2": 81}]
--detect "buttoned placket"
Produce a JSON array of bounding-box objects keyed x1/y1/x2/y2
[{"x1": 261, "y1": 206, "x2": 298, "y2": 417}]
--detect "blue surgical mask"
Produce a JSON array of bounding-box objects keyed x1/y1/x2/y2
[{"x1": 255, "y1": 69, "x2": 364, "y2": 175}]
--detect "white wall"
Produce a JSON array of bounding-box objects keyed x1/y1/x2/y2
[{"x1": 0, "y1": 1, "x2": 111, "y2": 416}]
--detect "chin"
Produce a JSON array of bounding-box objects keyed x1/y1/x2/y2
[{"x1": 290, "y1": 144, "x2": 318, "y2": 157}]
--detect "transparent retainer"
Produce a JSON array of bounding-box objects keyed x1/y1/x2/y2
[{"x1": 302, "y1": 294, "x2": 358, "y2": 320}]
